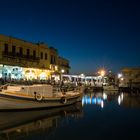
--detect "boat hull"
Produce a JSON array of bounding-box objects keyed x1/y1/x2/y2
[{"x1": 0, "y1": 93, "x2": 82, "y2": 111}]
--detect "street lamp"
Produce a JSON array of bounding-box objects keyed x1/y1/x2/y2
[
  {"x1": 61, "y1": 69, "x2": 65, "y2": 73},
  {"x1": 80, "y1": 73, "x2": 85, "y2": 78},
  {"x1": 100, "y1": 70, "x2": 105, "y2": 77},
  {"x1": 98, "y1": 69, "x2": 106, "y2": 77},
  {"x1": 98, "y1": 69, "x2": 106, "y2": 86},
  {"x1": 118, "y1": 73, "x2": 122, "y2": 79}
]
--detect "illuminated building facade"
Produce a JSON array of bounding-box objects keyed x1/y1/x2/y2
[
  {"x1": 119, "y1": 67, "x2": 140, "y2": 88},
  {"x1": 0, "y1": 34, "x2": 70, "y2": 80},
  {"x1": 58, "y1": 56, "x2": 70, "y2": 74},
  {"x1": 49, "y1": 47, "x2": 58, "y2": 72}
]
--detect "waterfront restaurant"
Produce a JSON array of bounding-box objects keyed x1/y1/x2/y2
[{"x1": 0, "y1": 34, "x2": 70, "y2": 81}]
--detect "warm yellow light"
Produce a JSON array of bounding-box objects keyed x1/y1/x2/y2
[
  {"x1": 39, "y1": 72, "x2": 47, "y2": 80},
  {"x1": 121, "y1": 78, "x2": 124, "y2": 81},
  {"x1": 50, "y1": 65, "x2": 52, "y2": 70},
  {"x1": 99, "y1": 70, "x2": 105, "y2": 77},
  {"x1": 61, "y1": 69, "x2": 65, "y2": 73},
  {"x1": 24, "y1": 69, "x2": 37, "y2": 80},
  {"x1": 55, "y1": 66, "x2": 58, "y2": 71}
]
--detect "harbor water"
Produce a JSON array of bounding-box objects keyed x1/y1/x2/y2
[{"x1": 0, "y1": 91, "x2": 140, "y2": 140}]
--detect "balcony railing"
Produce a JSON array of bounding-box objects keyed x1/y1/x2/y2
[{"x1": 2, "y1": 51, "x2": 40, "y2": 62}]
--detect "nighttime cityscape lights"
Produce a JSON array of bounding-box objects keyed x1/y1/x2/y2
[
  {"x1": 61, "y1": 69, "x2": 65, "y2": 73},
  {"x1": 82, "y1": 93, "x2": 108, "y2": 108},
  {"x1": 98, "y1": 69, "x2": 106, "y2": 77},
  {"x1": 0, "y1": 0, "x2": 140, "y2": 139},
  {"x1": 118, "y1": 73, "x2": 122, "y2": 79}
]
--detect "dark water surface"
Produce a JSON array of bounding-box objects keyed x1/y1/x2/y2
[{"x1": 0, "y1": 92, "x2": 140, "y2": 140}]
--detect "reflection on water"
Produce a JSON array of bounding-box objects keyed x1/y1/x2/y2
[
  {"x1": 118, "y1": 93, "x2": 124, "y2": 105},
  {"x1": 82, "y1": 93, "x2": 107, "y2": 108},
  {"x1": 119, "y1": 93, "x2": 140, "y2": 108},
  {"x1": 82, "y1": 91, "x2": 140, "y2": 108},
  {"x1": 0, "y1": 103, "x2": 83, "y2": 140},
  {"x1": 0, "y1": 92, "x2": 140, "y2": 140}
]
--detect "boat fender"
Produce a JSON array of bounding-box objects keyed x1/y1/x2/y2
[
  {"x1": 34, "y1": 92, "x2": 43, "y2": 101},
  {"x1": 35, "y1": 120, "x2": 42, "y2": 128},
  {"x1": 61, "y1": 97, "x2": 67, "y2": 104}
]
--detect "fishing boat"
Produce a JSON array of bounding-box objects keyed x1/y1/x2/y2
[{"x1": 0, "y1": 84, "x2": 84, "y2": 111}]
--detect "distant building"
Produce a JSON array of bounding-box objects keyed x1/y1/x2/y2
[
  {"x1": 105, "y1": 71, "x2": 116, "y2": 86},
  {"x1": 119, "y1": 67, "x2": 140, "y2": 88},
  {"x1": 58, "y1": 56, "x2": 70, "y2": 74},
  {"x1": 0, "y1": 34, "x2": 70, "y2": 80},
  {"x1": 49, "y1": 47, "x2": 59, "y2": 72}
]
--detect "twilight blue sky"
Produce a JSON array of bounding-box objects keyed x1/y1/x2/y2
[{"x1": 0, "y1": 0, "x2": 140, "y2": 74}]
